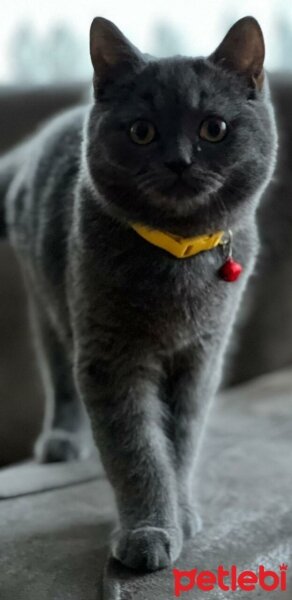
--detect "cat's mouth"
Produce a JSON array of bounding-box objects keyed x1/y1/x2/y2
[
  {"x1": 156, "y1": 171, "x2": 224, "y2": 199},
  {"x1": 163, "y1": 178, "x2": 195, "y2": 196}
]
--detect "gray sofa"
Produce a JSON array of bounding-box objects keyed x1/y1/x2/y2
[
  {"x1": 1, "y1": 370, "x2": 292, "y2": 598},
  {"x1": 0, "y1": 80, "x2": 292, "y2": 599}
]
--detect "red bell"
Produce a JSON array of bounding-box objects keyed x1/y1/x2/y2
[{"x1": 219, "y1": 257, "x2": 243, "y2": 282}]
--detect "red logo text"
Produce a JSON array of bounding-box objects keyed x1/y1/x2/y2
[{"x1": 173, "y1": 564, "x2": 288, "y2": 596}]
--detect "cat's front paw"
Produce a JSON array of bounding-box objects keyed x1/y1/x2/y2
[
  {"x1": 34, "y1": 430, "x2": 84, "y2": 463},
  {"x1": 111, "y1": 526, "x2": 182, "y2": 572}
]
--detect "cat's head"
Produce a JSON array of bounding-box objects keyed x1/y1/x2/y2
[{"x1": 86, "y1": 16, "x2": 277, "y2": 235}]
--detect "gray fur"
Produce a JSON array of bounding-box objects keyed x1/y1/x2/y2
[{"x1": 0, "y1": 17, "x2": 277, "y2": 571}]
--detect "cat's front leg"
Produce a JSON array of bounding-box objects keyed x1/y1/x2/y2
[
  {"x1": 165, "y1": 349, "x2": 223, "y2": 540},
  {"x1": 75, "y1": 349, "x2": 183, "y2": 571}
]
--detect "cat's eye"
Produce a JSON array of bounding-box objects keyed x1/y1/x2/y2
[
  {"x1": 199, "y1": 117, "x2": 227, "y2": 143},
  {"x1": 130, "y1": 120, "x2": 156, "y2": 145}
]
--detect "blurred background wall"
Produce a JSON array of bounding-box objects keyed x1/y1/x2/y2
[
  {"x1": 1, "y1": 0, "x2": 292, "y2": 84},
  {"x1": 0, "y1": 0, "x2": 291, "y2": 467}
]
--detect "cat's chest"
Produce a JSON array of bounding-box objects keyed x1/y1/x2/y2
[
  {"x1": 113, "y1": 248, "x2": 244, "y2": 350},
  {"x1": 81, "y1": 223, "x2": 255, "y2": 353}
]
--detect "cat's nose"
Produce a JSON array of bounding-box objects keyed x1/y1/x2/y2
[{"x1": 164, "y1": 159, "x2": 191, "y2": 175}]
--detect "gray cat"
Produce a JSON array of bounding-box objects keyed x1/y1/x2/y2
[{"x1": 0, "y1": 16, "x2": 277, "y2": 571}]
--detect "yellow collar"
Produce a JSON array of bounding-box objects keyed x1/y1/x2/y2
[{"x1": 131, "y1": 223, "x2": 225, "y2": 259}]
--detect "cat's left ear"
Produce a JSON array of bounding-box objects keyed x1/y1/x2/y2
[
  {"x1": 90, "y1": 17, "x2": 144, "y2": 80},
  {"x1": 210, "y1": 16, "x2": 265, "y2": 90}
]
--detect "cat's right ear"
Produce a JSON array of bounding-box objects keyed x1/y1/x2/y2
[{"x1": 90, "y1": 17, "x2": 144, "y2": 81}]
